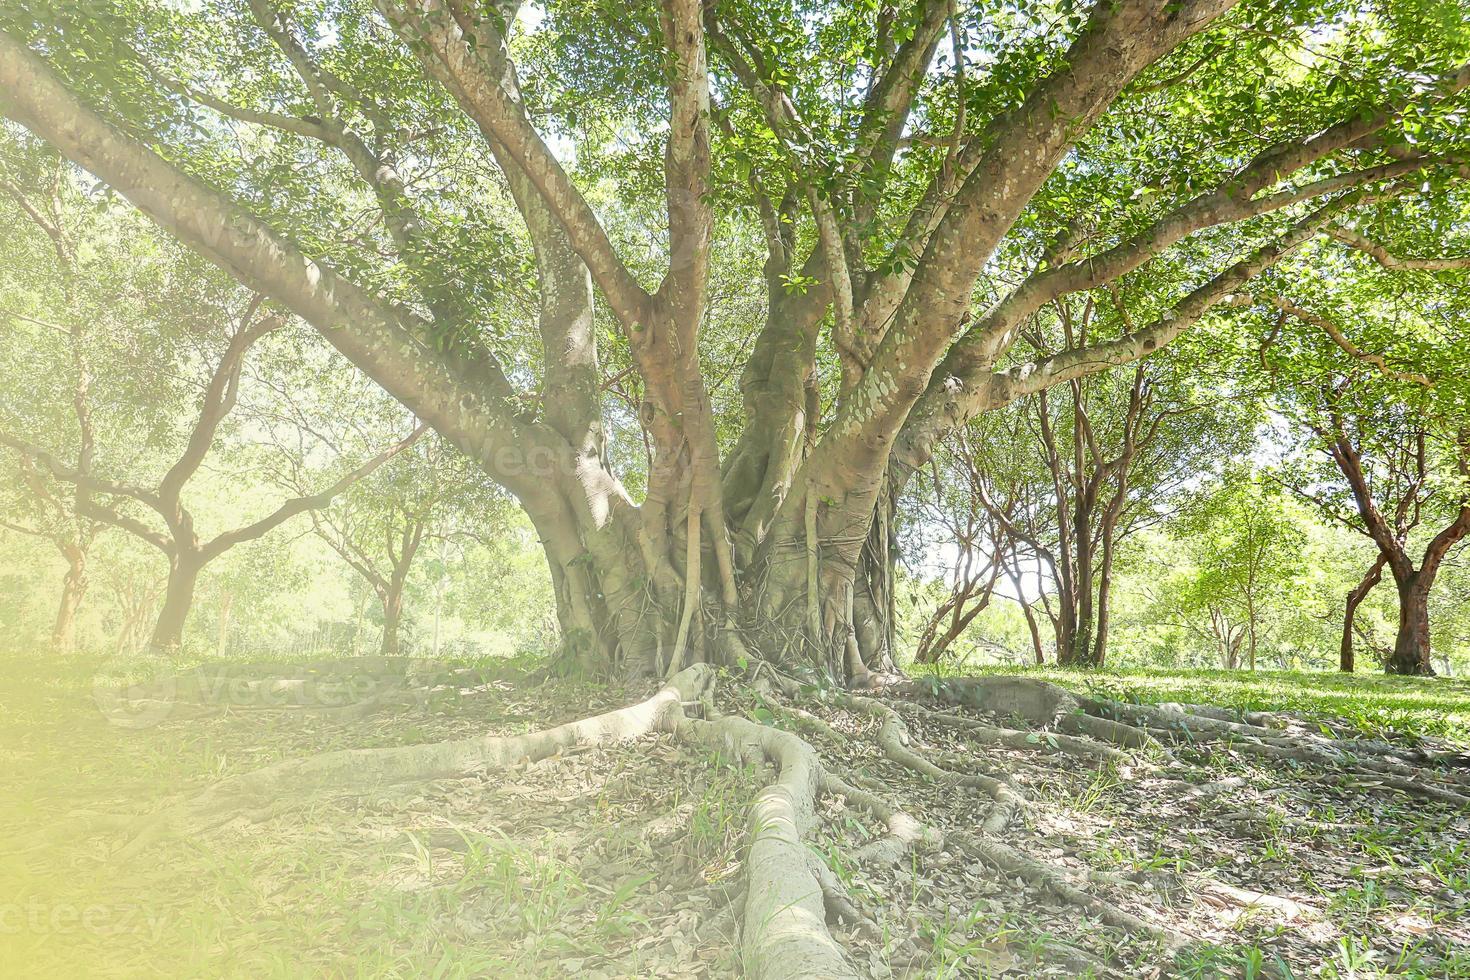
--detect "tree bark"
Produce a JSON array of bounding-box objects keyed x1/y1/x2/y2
[
  {"x1": 52, "y1": 543, "x2": 89, "y2": 651},
  {"x1": 380, "y1": 581, "x2": 405, "y2": 657},
  {"x1": 216, "y1": 592, "x2": 233, "y2": 659},
  {"x1": 1387, "y1": 572, "x2": 1434, "y2": 676},
  {"x1": 148, "y1": 552, "x2": 203, "y2": 653},
  {"x1": 1340, "y1": 554, "x2": 1385, "y2": 672}
]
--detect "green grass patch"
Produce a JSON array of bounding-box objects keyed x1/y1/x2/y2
[{"x1": 949, "y1": 665, "x2": 1470, "y2": 745}]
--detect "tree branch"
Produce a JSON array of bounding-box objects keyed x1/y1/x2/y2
[
  {"x1": 159, "y1": 296, "x2": 284, "y2": 505},
  {"x1": 0, "y1": 33, "x2": 562, "y2": 502},
  {"x1": 1325, "y1": 225, "x2": 1470, "y2": 272},
  {"x1": 986, "y1": 195, "x2": 1352, "y2": 406},
  {"x1": 202, "y1": 423, "x2": 428, "y2": 559},
  {"x1": 1265, "y1": 296, "x2": 1434, "y2": 387},
  {"x1": 378, "y1": 0, "x2": 653, "y2": 325}
]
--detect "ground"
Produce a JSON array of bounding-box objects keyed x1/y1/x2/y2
[{"x1": 1, "y1": 653, "x2": 1467, "y2": 979}]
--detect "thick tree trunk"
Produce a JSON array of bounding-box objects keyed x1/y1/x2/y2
[
  {"x1": 148, "y1": 552, "x2": 203, "y2": 653},
  {"x1": 1057, "y1": 624, "x2": 1097, "y2": 666},
  {"x1": 1055, "y1": 598, "x2": 1096, "y2": 667},
  {"x1": 51, "y1": 544, "x2": 88, "y2": 651},
  {"x1": 1387, "y1": 573, "x2": 1434, "y2": 676},
  {"x1": 851, "y1": 485, "x2": 899, "y2": 673},
  {"x1": 1340, "y1": 555, "x2": 1385, "y2": 672}
]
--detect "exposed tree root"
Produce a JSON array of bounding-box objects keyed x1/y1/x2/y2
[
  {"x1": 895, "y1": 698, "x2": 1131, "y2": 764},
  {"x1": 888, "y1": 675, "x2": 1162, "y2": 750},
  {"x1": 1061, "y1": 710, "x2": 1162, "y2": 750},
  {"x1": 756, "y1": 700, "x2": 944, "y2": 867},
  {"x1": 1162, "y1": 702, "x2": 1284, "y2": 728},
  {"x1": 674, "y1": 711, "x2": 860, "y2": 979},
  {"x1": 882, "y1": 675, "x2": 1079, "y2": 727},
  {"x1": 761, "y1": 699, "x2": 1131, "y2": 975},
  {"x1": 950, "y1": 831, "x2": 1184, "y2": 948},
  {"x1": 54, "y1": 662, "x2": 1470, "y2": 977},
  {"x1": 822, "y1": 772, "x2": 943, "y2": 867},
  {"x1": 1084, "y1": 696, "x2": 1470, "y2": 805},
  {"x1": 89, "y1": 662, "x2": 867, "y2": 980},
  {"x1": 891, "y1": 675, "x2": 1470, "y2": 808},
  {"x1": 99, "y1": 665, "x2": 716, "y2": 858},
  {"x1": 844, "y1": 693, "x2": 1026, "y2": 835}
]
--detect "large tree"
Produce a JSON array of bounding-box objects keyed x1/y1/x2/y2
[{"x1": 1, "y1": 0, "x2": 1467, "y2": 678}]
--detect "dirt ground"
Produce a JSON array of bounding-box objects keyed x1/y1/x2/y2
[{"x1": 2, "y1": 654, "x2": 1467, "y2": 978}]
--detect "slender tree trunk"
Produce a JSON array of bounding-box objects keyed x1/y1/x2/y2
[
  {"x1": 216, "y1": 592, "x2": 233, "y2": 659},
  {"x1": 1341, "y1": 555, "x2": 1385, "y2": 672},
  {"x1": 431, "y1": 583, "x2": 442, "y2": 658},
  {"x1": 147, "y1": 551, "x2": 203, "y2": 653},
  {"x1": 1065, "y1": 522, "x2": 1097, "y2": 667},
  {"x1": 913, "y1": 587, "x2": 993, "y2": 665},
  {"x1": 1387, "y1": 572, "x2": 1434, "y2": 675},
  {"x1": 353, "y1": 590, "x2": 368, "y2": 656},
  {"x1": 51, "y1": 544, "x2": 88, "y2": 651},
  {"x1": 1246, "y1": 592, "x2": 1257, "y2": 672},
  {"x1": 1004, "y1": 559, "x2": 1047, "y2": 665},
  {"x1": 380, "y1": 579, "x2": 405, "y2": 657},
  {"x1": 1091, "y1": 529, "x2": 1118, "y2": 667}
]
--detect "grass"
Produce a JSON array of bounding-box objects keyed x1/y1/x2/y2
[
  {"x1": 0, "y1": 647, "x2": 732, "y2": 979},
  {"x1": 952, "y1": 665, "x2": 1470, "y2": 745},
  {"x1": 7, "y1": 648, "x2": 1470, "y2": 976}
]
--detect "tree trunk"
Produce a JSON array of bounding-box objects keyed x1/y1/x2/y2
[
  {"x1": 353, "y1": 590, "x2": 368, "y2": 656},
  {"x1": 147, "y1": 552, "x2": 203, "y2": 653},
  {"x1": 1062, "y1": 519, "x2": 1097, "y2": 667},
  {"x1": 1340, "y1": 555, "x2": 1385, "y2": 673},
  {"x1": 1055, "y1": 601, "x2": 1093, "y2": 667},
  {"x1": 431, "y1": 583, "x2": 442, "y2": 658},
  {"x1": 380, "y1": 580, "x2": 405, "y2": 657},
  {"x1": 1021, "y1": 601, "x2": 1046, "y2": 665},
  {"x1": 51, "y1": 544, "x2": 88, "y2": 651},
  {"x1": 1246, "y1": 593, "x2": 1257, "y2": 672},
  {"x1": 1387, "y1": 573, "x2": 1434, "y2": 676},
  {"x1": 1090, "y1": 527, "x2": 1118, "y2": 668},
  {"x1": 216, "y1": 592, "x2": 233, "y2": 659}
]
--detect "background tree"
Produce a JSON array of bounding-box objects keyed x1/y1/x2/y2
[
  {"x1": 0, "y1": 147, "x2": 109, "y2": 649},
  {"x1": 0, "y1": 179, "x2": 428, "y2": 651},
  {"x1": 305, "y1": 436, "x2": 497, "y2": 656},
  {"x1": 1251, "y1": 217, "x2": 1470, "y2": 674},
  {"x1": 904, "y1": 428, "x2": 1014, "y2": 666},
  {"x1": 918, "y1": 332, "x2": 1246, "y2": 667},
  {"x1": 1166, "y1": 470, "x2": 1308, "y2": 670}
]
